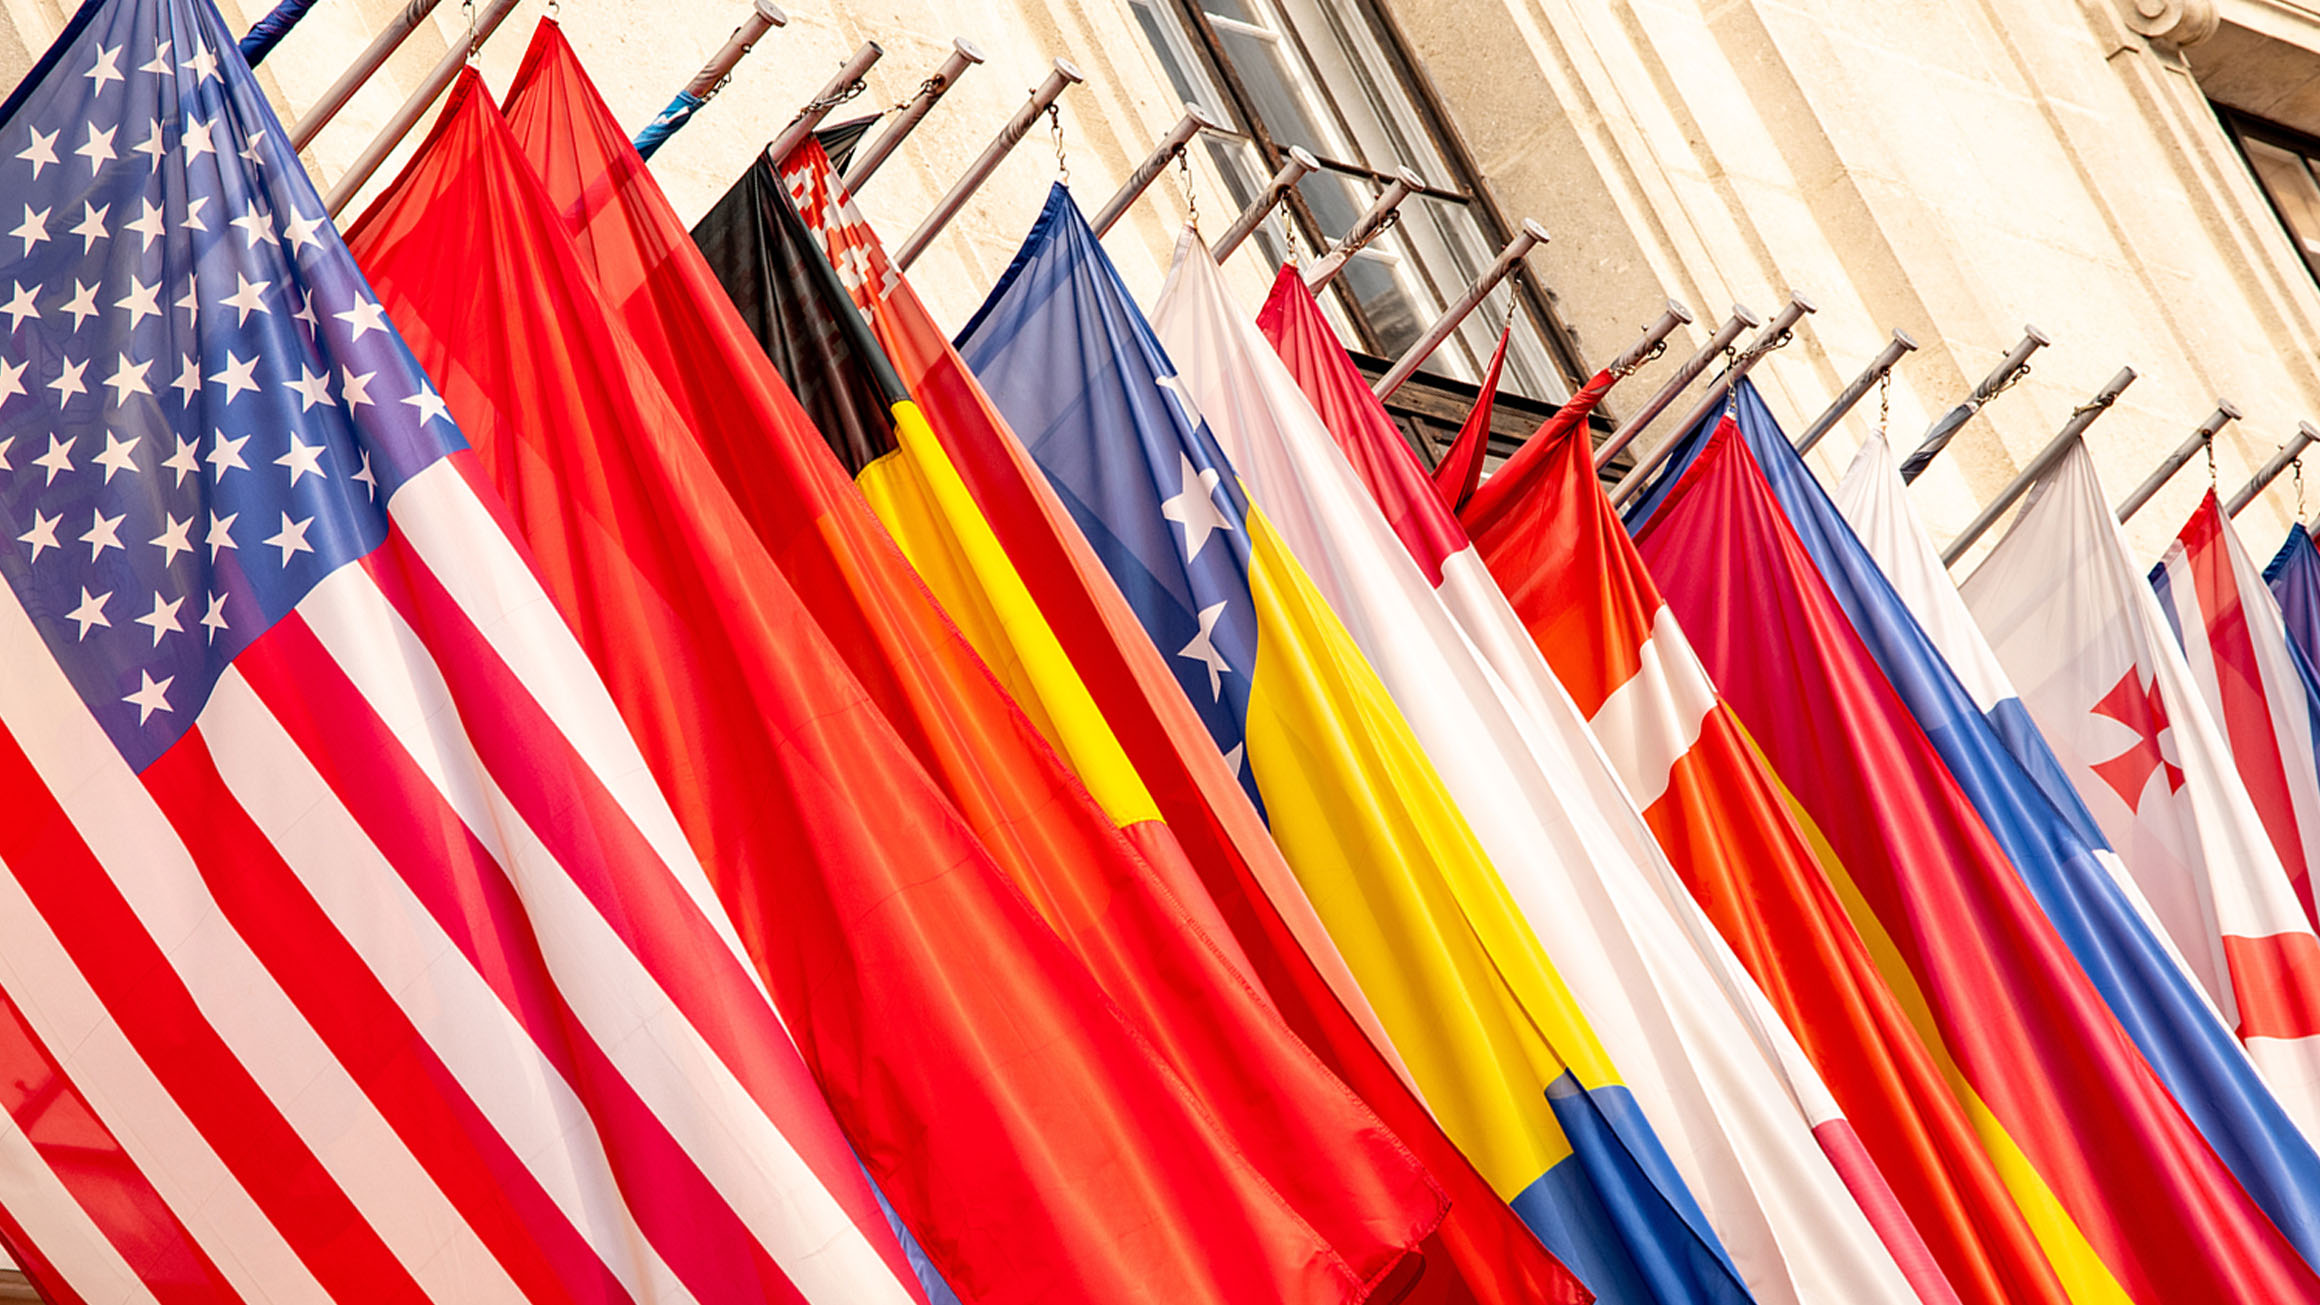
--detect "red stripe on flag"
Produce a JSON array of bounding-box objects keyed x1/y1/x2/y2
[
  {"x1": 235, "y1": 610, "x2": 815, "y2": 1305},
  {"x1": 138, "y1": 719, "x2": 629, "y2": 1305},
  {"x1": 0, "y1": 722, "x2": 429, "y2": 1304},
  {"x1": 2222, "y1": 932, "x2": 2320, "y2": 1041},
  {"x1": 0, "y1": 981, "x2": 233, "y2": 1304},
  {"x1": 2181, "y1": 500, "x2": 2318, "y2": 921}
]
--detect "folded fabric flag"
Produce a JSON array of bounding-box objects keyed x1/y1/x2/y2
[
  {"x1": 1455, "y1": 387, "x2": 2063, "y2": 1305},
  {"x1": 1635, "y1": 413, "x2": 2320, "y2": 1302},
  {"x1": 348, "y1": 57, "x2": 1446, "y2": 1305},
  {"x1": 1964, "y1": 456, "x2": 2320, "y2": 1140},
  {"x1": 1641, "y1": 380, "x2": 2320, "y2": 1276},
  {"x1": 0, "y1": 1, "x2": 928, "y2": 1300},
  {"x1": 1430, "y1": 320, "x2": 1507, "y2": 513}
]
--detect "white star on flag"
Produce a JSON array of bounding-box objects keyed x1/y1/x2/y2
[
  {"x1": 133, "y1": 593, "x2": 182, "y2": 646},
  {"x1": 339, "y1": 368, "x2": 373, "y2": 408},
  {"x1": 103, "y1": 353, "x2": 151, "y2": 404},
  {"x1": 124, "y1": 198, "x2": 165, "y2": 249},
  {"x1": 161, "y1": 435, "x2": 198, "y2": 484},
  {"x1": 122, "y1": 670, "x2": 172, "y2": 724},
  {"x1": 1176, "y1": 600, "x2": 1235, "y2": 699},
  {"x1": 0, "y1": 357, "x2": 23, "y2": 407},
  {"x1": 15, "y1": 127, "x2": 57, "y2": 178},
  {"x1": 206, "y1": 430, "x2": 249, "y2": 478},
  {"x1": 130, "y1": 120, "x2": 164, "y2": 170},
  {"x1": 58, "y1": 280, "x2": 98, "y2": 329},
  {"x1": 403, "y1": 383, "x2": 452, "y2": 426},
  {"x1": 352, "y1": 450, "x2": 377, "y2": 500},
  {"x1": 16, "y1": 510, "x2": 58, "y2": 561},
  {"x1": 31, "y1": 434, "x2": 72, "y2": 483},
  {"x1": 69, "y1": 201, "x2": 108, "y2": 253},
  {"x1": 180, "y1": 116, "x2": 214, "y2": 161},
  {"x1": 334, "y1": 300, "x2": 386, "y2": 340},
  {"x1": 46, "y1": 356, "x2": 87, "y2": 402},
  {"x1": 80, "y1": 508, "x2": 124, "y2": 559},
  {"x1": 136, "y1": 40, "x2": 170, "y2": 75},
  {"x1": 0, "y1": 282, "x2": 38, "y2": 329},
  {"x1": 115, "y1": 276, "x2": 159, "y2": 327},
  {"x1": 83, "y1": 44, "x2": 121, "y2": 93},
  {"x1": 1160, "y1": 452, "x2": 1233, "y2": 561},
  {"x1": 149, "y1": 513, "x2": 192, "y2": 565},
  {"x1": 199, "y1": 591, "x2": 229, "y2": 642},
  {"x1": 229, "y1": 210, "x2": 277, "y2": 249},
  {"x1": 281, "y1": 209, "x2": 324, "y2": 255},
  {"x1": 73, "y1": 123, "x2": 116, "y2": 173},
  {"x1": 209, "y1": 350, "x2": 259, "y2": 400},
  {"x1": 218, "y1": 273, "x2": 268, "y2": 325},
  {"x1": 204, "y1": 510, "x2": 238, "y2": 560},
  {"x1": 284, "y1": 364, "x2": 334, "y2": 411},
  {"x1": 13, "y1": 205, "x2": 50, "y2": 255},
  {"x1": 65, "y1": 586, "x2": 110, "y2": 639},
  {"x1": 276, "y1": 435, "x2": 326, "y2": 485},
  {"x1": 182, "y1": 44, "x2": 220, "y2": 85},
  {"x1": 92, "y1": 431, "x2": 138, "y2": 482},
  {"x1": 264, "y1": 512, "x2": 315, "y2": 565},
  {"x1": 170, "y1": 355, "x2": 198, "y2": 404}
]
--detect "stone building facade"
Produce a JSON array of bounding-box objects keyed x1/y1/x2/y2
[{"x1": 14, "y1": 0, "x2": 2320, "y2": 562}]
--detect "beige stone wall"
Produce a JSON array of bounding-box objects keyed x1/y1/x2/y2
[
  {"x1": 10, "y1": 0, "x2": 2320, "y2": 565},
  {"x1": 1394, "y1": 0, "x2": 2320, "y2": 561}
]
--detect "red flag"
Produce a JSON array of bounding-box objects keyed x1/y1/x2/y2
[
  {"x1": 1458, "y1": 386, "x2": 2071, "y2": 1305},
  {"x1": 496, "y1": 22, "x2": 1457, "y2": 1299},
  {"x1": 345, "y1": 63, "x2": 1416, "y2": 1305},
  {"x1": 1431, "y1": 324, "x2": 1509, "y2": 513}
]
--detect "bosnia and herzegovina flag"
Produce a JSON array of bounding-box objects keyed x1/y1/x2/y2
[
  {"x1": 1645, "y1": 380, "x2": 2320, "y2": 1256},
  {"x1": 1251, "y1": 270, "x2": 1948, "y2": 1304},
  {"x1": 1626, "y1": 400, "x2": 2320, "y2": 1300},
  {"x1": 1453, "y1": 383, "x2": 2067, "y2": 1305},
  {"x1": 953, "y1": 187, "x2": 1755, "y2": 1305},
  {"x1": 694, "y1": 145, "x2": 1590, "y2": 1305}
]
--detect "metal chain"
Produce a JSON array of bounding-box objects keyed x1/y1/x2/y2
[
  {"x1": 1177, "y1": 148, "x2": 1197, "y2": 232},
  {"x1": 546, "y1": 0, "x2": 559, "y2": 18},
  {"x1": 462, "y1": 0, "x2": 477, "y2": 64},
  {"x1": 1047, "y1": 103, "x2": 1069, "y2": 185},
  {"x1": 2206, "y1": 430, "x2": 2218, "y2": 486},
  {"x1": 885, "y1": 75, "x2": 944, "y2": 117},
  {"x1": 1875, "y1": 368, "x2": 1890, "y2": 439},
  {"x1": 2297, "y1": 456, "x2": 2307, "y2": 518}
]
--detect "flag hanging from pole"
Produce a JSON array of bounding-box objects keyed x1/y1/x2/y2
[
  {"x1": 953, "y1": 188, "x2": 1745, "y2": 1304},
  {"x1": 349, "y1": 52, "x2": 1455, "y2": 1305},
  {"x1": 1429, "y1": 321, "x2": 1507, "y2": 513},
  {"x1": 2150, "y1": 494, "x2": 2320, "y2": 935},
  {"x1": 1257, "y1": 267, "x2": 1951, "y2": 1303},
  {"x1": 1454, "y1": 386, "x2": 2066, "y2": 1305},
  {"x1": 0, "y1": 2, "x2": 930, "y2": 1301},
  {"x1": 1641, "y1": 380, "x2": 2320, "y2": 1275},
  {"x1": 694, "y1": 145, "x2": 1590, "y2": 1305},
  {"x1": 2271, "y1": 525, "x2": 2320, "y2": 673},
  {"x1": 1963, "y1": 459, "x2": 2320, "y2": 1140},
  {"x1": 491, "y1": 24, "x2": 1469, "y2": 1303},
  {"x1": 1634, "y1": 412, "x2": 2320, "y2": 1302}
]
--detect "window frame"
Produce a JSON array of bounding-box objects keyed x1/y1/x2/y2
[{"x1": 2219, "y1": 105, "x2": 2320, "y2": 289}]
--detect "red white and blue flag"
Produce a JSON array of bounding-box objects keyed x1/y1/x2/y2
[{"x1": 0, "y1": 1, "x2": 928, "y2": 1300}]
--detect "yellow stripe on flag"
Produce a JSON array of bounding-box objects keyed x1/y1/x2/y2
[
  {"x1": 1734, "y1": 719, "x2": 2135, "y2": 1305},
  {"x1": 1243, "y1": 510, "x2": 1621, "y2": 1198},
  {"x1": 855, "y1": 401, "x2": 1163, "y2": 828}
]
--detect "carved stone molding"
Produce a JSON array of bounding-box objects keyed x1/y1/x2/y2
[{"x1": 2119, "y1": 0, "x2": 2223, "y2": 47}]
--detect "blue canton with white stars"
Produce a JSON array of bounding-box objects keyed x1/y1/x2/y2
[
  {"x1": 956, "y1": 187, "x2": 1265, "y2": 817},
  {"x1": 0, "y1": 0, "x2": 465, "y2": 771}
]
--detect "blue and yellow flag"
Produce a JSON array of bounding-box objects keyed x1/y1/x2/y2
[{"x1": 957, "y1": 187, "x2": 1753, "y2": 1305}]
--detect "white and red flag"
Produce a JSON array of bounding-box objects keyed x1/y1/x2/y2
[
  {"x1": 1962, "y1": 445, "x2": 2320, "y2": 1135},
  {"x1": 0, "y1": 0, "x2": 929, "y2": 1300}
]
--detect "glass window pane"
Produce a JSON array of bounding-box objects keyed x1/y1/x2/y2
[{"x1": 2245, "y1": 136, "x2": 2320, "y2": 283}]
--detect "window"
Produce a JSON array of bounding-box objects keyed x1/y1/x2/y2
[
  {"x1": 2223, "y1": 109, "x2": 2320, "y2": 286},
  {"x1": 1127, "y1": 0, "x2": 1587, "y2": 408}
]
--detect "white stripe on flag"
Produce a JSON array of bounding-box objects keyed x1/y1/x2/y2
[
  {"x1": 197, "y1": 667, "x2": 699, "y2": 1305},
  {"x1": 1589, "y1": 605, "x2": 1718, "y2": 813},
  {"x1": 295, "y1": 555, "x2": 915, "y2": 1305},
  {"x1": 0, "y1": 571, "x2": 522, "y2": 1305},
  {"x1": 0, "y1": 1075, "x2": 165, "y2": 1305}
]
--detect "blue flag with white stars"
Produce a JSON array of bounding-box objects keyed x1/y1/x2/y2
[
  {"x1": 0, "y1": 0, "x2": 464, "y2": 772},
  {"x1": 955, "y1": 186, "x2": 1265, "y2": 814}
]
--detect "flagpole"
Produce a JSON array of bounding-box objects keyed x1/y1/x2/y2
[
  {"x1": 894, "y1": 59, "x2": 1086, "y2": 271},
  {"x1": 632, "y1": 0, "x2": 788, "y2": 161},
  {"x1": 765, "y1": 42, "x2": 886, "y2": 165},
  {"x1": 1899, "y1": 325, "x2": 2050, "y2": 483},
  {"x1": 844, "y1": 39, "x2": 985, "y2": 191},
  {"x1": 323, "y1": 0, "x2": 522, "y2": 217},
  {"x1": 1593, "y1": 302, "x2": 1761, "y2": 471},
  {"x1": 1608, "y1": 292, "x2": 1816, "y2": 506},
  {"x1": 1792, "y1": 328, "x2": 1920, "y2": 457},
  {"x1": 2114, "y1": 401, "x2": 2242, "y2": 523},
  {"x1": 1371, "y1": 218, "x2": 1548, "y2": 400},
  {"x1": 1939, "y1": 366, "x2": 2137, "y2": 566},
  {"x1": 285, "y1": 0, "x2": 444, "y2": 151},
  {"x1": 1303, "y1": 167, "x2": 1422, "y2": 292},
  {"x1": 1090, "y1": 105, "x2": 1228, "y2": 236},
  {"x1": 1210, "y1": 147, "x2": 1318, "y2": 263},
  {"x1": 1603, "y1": 300, "x2": 1694, "y2": 378},
  {"x1": 2226, "y1": 422, "x2": 2320, "y2": 517}
]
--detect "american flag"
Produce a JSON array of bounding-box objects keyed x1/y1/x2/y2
[{"x1": 0, "y1": 1, "x2": 926, "y2": 1301}]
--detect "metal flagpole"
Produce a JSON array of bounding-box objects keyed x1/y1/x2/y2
[
  {"x1": 2226, "y1": 422, "x2": 2320, "y2": 517},
  {"x1": 1593, "y1": 302, "x2": 1761, "y2": 471},
  {"x1": 1371, "y1": 219, "x2": 1549, "y2": 400},
  {"x1": 1608, "y1": 292, "x2": 1816, "y2": 506},
  {"x1": 1899, "y1": 325, "x2": 2050, "y2": 483},
  {"x1": 1939, "y1": 366, "x2": 2137, "y2": 566},
  {"x1": 1792, "y1": 328, "x2": 1920, "y2": 457},
  {"x1": 1303, "y1": 167, "x2": 1422, "y2": 292},
  {"x1": 844, "y1": 39, "x2": 985, "y2": 191},
  {"x1": 2114, "y1": 401, "x2": 2242, "y2": 523},
  {"x1": 894, "y1": 59, "x2": 1086, "y2": 271},
  {"x1": 1210, "y1": 147, "x2": 1318, "y2": 263},
  {"x1": 1602, "y1": 301, "x2": 1694, "y2": 380},
  {"x1": 632, "y1": 0, "x2": 788, "y2": 160},
  {"x1": 323, "y1": 0, "x2": 522, "y2": 218},
  {"x1": 285, "y1": 0, "x2": 445, "y2": 151},
  {"x1": 1090, "y1": 105, "x2": 1228, "y2": 235},
  {"x1": 765, "y1": 42, "x2": 886, "y2": 166}
]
